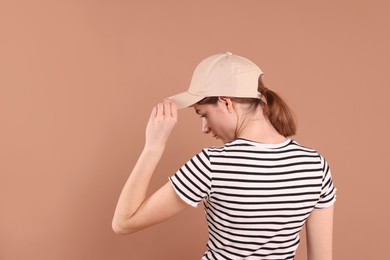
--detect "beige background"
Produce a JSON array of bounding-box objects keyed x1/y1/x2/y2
[{"x1": 1, "y1": 0, "x2": 389, "y2": 259}]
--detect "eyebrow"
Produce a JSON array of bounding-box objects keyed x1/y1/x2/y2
[{"x1": 195, "y1": 108, "x2": 201, "y2": 114}]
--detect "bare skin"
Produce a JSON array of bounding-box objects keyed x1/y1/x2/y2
[{"x1": 194, "y1": 97, "x2": 287, "y2": 144}]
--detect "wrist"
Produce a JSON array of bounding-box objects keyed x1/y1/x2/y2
[{"x1": 143, "y1": 143, "x2": 166, "y2": 155}]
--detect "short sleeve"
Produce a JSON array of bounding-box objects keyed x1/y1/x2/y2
[
  {"x1": 169, "y1": 149, "x2": 212, "y2": 207},
  {"x1": 314, "y1": 155, "x2": 337, "y2": 210}
]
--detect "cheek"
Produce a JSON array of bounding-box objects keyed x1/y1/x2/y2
[{"x1": 222, "y1": 115, "x2": 238, "y2": 134}]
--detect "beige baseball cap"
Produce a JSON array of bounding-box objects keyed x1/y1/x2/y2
[{"x1": 168, "y1": 52, "x2": 263, "y2": 109}]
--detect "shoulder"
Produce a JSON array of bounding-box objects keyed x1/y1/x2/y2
[
  {"x1": 205, "y1": 139, "x2": 257, "y2": 153},
  {"x1": 289, "y1": 140, "x2": 325, "y2": 159},
  {"x1": 289, "y1": 139, "x2": 320, "y2": 153},
  {"x1": 290, "y1": 140, "x2": 333, "y2": 172}
]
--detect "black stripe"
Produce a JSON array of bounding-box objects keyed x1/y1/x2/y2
[
  {"x1": 184, "y1": 161, "x2": 210, "y2": 191},
  {"x1": 212, "y1": 160, "x2": 321, "y2": 168},
  {"x1": 317, "y1": 194, "x2": 335, "y2": 206},
  {"x1": 212, "y1": 168, "x2": 323, "y2": 176},
  {"x1": 213, "y1": 175, "x2": 322, "y2": 183},
  {"x1": 209, "y1": 147, "x2": 318, "y2": 154},
  {"x1": 170, "y1": 177, "x2": 199, "y2": 204},
  {"x1": 211, "y1": 200, "x2": 315, "y2": 212},
  {"x1": 212, "y1": 196, "x2": 318, "y2": 206},
  {"x1": 206, "y1": 203, "x2": 311, "y2": 219},
  {"x1": 206, "y1": 208, "x2": 306, "y2": 226},
  {"x1": 207, "y1": 213, "x2": 304, "y2": 233},
  {"x1": 212, "y1": 190, "x2": 321, "y2": 198},
  {"x1": 212, "y1": 183, "x2": 322, "y2": 191},
  {"x1": 321, "y1": 186, "x2": 335, "y2": 199},
  {"x1": 210, "y1": 153, "x2": 320, "y2": 161},
  {"x1": 194, "y1": 153, "x2": 212, "y2": 177},
  {"x1": 208, "y1": 221, "x2": 302, "y2": 243}
]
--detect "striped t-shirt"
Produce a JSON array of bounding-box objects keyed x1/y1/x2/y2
[{"x1": 169, "y1": 138, "x2": 336, "y2": 260}]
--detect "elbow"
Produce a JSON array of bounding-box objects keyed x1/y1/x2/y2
[
  {"x1": 112, "y1": 224, "x2": 128, "y2": 235},
  {"x1": 112, "y1": 220, "x2": 136, "y2": 235}
]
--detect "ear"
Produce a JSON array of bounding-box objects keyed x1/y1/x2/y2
[{"x1": 218, "y1": 97, "x2": 235, "y2": 113}]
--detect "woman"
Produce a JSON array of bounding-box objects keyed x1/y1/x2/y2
[{"x1": 112, "y1": 52, "x2": 336, "y2": 260}]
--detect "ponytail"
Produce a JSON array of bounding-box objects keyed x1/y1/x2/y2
[
  {"x1": 258, "y1": 76, "x2": 296, "y2": 137},
  {"x1": 196, "y1": 76, "x2": 297, "y2": 137}
]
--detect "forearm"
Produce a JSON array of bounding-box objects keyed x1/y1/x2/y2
[
  {"x1": 112, "y1": 145, "x2": 165, "y2": 233},
  {"x1": 112, "y1": 99, "x2": 177, "y2": 234}
]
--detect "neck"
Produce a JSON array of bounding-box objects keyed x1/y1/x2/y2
[{"x1": 235, "y1": 109, "x2": 288, "y2": 144}]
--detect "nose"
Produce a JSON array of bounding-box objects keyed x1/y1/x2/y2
[{"x1": 202, "y1": 118, "x2": 211, "y2": 134}]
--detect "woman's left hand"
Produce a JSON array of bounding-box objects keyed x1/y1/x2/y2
[{"x1": 144, "y1": 99, "x2": 178, "y2": 150}]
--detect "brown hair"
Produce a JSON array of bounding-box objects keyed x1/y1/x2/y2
[{"x1": 196, "y1": 76, "x2": 297, "y2": 137}]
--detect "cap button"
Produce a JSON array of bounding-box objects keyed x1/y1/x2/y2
[{"x1": 226, "y1": 51, "x2": 232, "y2": 55}]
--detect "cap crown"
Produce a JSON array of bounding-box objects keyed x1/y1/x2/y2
[{"x1": 188, "y1": 52, "x2": 263, "y2": 98}]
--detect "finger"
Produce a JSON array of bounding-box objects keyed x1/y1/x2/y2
[
  {"x1": 150, "y1": 105, "x2": 157, "y2": 118},
  {"x1": 156, "y1": 102, "x2": 164, "y2": 117},
  {"x1": 163, "y1": 99, "x2": 171, "y2": 117},
  {"x1": 170, "y1": 101, "x2": 178, "y2": 119}
]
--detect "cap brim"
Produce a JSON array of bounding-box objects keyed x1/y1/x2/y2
[{"x1": 167, "y1": 91, "x2": 205, "y2": 109}]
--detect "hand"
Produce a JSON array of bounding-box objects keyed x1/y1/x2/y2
[{"x1": 145, "y1": 99, "x2": 178, "y2": 150}]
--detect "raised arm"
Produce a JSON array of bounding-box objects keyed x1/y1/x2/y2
[
  {"x1": 112, "y1": 100, "x2": 188, "y2": 234},
  {"x1": 305, "y1": 205, "x2": 334, "y2": 260}
]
